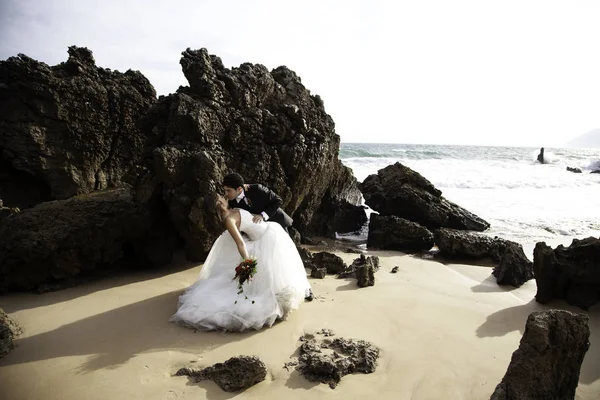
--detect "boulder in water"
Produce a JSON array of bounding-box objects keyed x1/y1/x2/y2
[
  {"x1": 360, "y1": 163, "x2": 490, "y2": 232},
  {"x1": 537, "y1": 147, "x2": 545, "y2": 164}
]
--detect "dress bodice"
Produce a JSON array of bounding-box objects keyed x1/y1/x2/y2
[{"x1": 238, "y1": 209, "x2": 268, "y2": 240}]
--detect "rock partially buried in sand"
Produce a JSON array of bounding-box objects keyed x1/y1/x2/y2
[
  {"x1": 492, "y1": 242, "x2": 534, "y2": 288},
  {"x1": 490, "y1": 310, "x2": 590, "y2": 400},
  {"x1": 533, "y1": 237, "x2": 600, "y2": 310},
  {"x1": 312, "y1": 251, "x2": 347, "y2": 275},
  {"x1": 355, "y1": 261, "x2": 375, "y2": 287},
  {"x1": 336, "y1": 254, "x2": 379, "y2": 287},
  {"x1": 310, "y1": 267, "x2": 327, "y2": 279},
  {"x1": 175, "y1": 355, "x2": 267, "y2": 392},
  {"x1": 0, "y1": 186, "x2": 178, "y2": 292},
  {"x1": 367, "y1": 214, "x2": 434, "y2": 252},
  {"x1": 434, "y1": 228, "x2": 518, "y2": 263},
  {"x1": 0, "y1": 308, "x2": 22, "y2": 359},
  {"x1": 291, "y1": 331, "x2": 380, "y2": 389}
]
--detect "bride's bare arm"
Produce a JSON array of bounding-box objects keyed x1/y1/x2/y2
[{"x1": 224, "y1": 217, "x2": 250, "y2": 259}]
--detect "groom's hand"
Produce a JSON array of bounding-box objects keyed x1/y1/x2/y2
[{"x1": 252, "y1": 214, "x2": 264, "y2": 223}]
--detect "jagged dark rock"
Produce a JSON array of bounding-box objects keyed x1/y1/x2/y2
[
  {"x1": 533, "y1": 237, "x2": 600, "y2": 310},
  {"x1": 337, "y1": 254, "x2": 380, "y2": 283},
  {"x1": 355, "y1": 260, "x2": 376, "y2": 288},
  {"x1": 490, "y1": 310, "x2": 590, "y2": 400},
  {"x1": 310, "y1": 267, "x2": 327, "y2": 279},
  {"x1": 591, "y1": 169, "x2": 600, "y2": 174},
  {"x1": 308, "y1": 201, "x2": 368, "y2": 239},
  {"x1": 294, "y1": 332, "x2": 380, "y2": 389},
  {"x1": 360, "y1": 162, "x2": 489, "y2": 231},
  {"x1": 312, "y1": 252, "x2": 347, "y2": 275},
  {"x1": 0, "y1": 46, "x2": 156, "y2": 209},
  {"x1": 0, "y1": 186, "x2": 179, "y2": 291},
  {"x1": 537, "y1": 147, "x2": 545, "y2": 164},
  {"x1": 133, "y1": 47, "x2": 365, "y2": 260},
  {"x1": 0, "y1": 46, "x2": 367, "y2": 290},
  {"x1": 175, "y1": 355, "x2": 267, "y2": 392},
  {"x1": 566, "y1": 166, "x2": 582, "y2": 173},
  {"x1": 434, "y1": 228, "x2": 516, "y2": 262},
  {"x1": 0, "y1": 308, "x2": 22, "y2": 359},
  {"x1": 492, "y1": 243, "x2": 534, "y2": 288},
  {"x1": 367, "y1": 214, "x2": 434, "y2": 252}
]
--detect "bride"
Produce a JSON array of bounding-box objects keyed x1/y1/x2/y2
[{"x1": 169, "y1": 193, "x2": 312, "y2": 332}]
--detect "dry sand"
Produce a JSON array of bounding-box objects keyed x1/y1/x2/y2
[{"x1": 1, "y1": 250, "x2": 598, "y2": 400}]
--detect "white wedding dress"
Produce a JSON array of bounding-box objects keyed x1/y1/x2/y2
[{"x1": 169, "y1": 209, "x2": 311, "y2": 332}]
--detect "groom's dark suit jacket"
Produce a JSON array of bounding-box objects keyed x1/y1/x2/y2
[{"x1": 229, "y1": 184, "x2": 293, "y2": 229}]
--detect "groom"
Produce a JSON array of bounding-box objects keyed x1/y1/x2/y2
[{"x1": 222, "y1": 172, "x2": 293, "y2": 232}]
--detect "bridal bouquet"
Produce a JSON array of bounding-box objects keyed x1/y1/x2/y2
[{"x1": 233, "y1": 257, "x2": 258, "y2": 303}]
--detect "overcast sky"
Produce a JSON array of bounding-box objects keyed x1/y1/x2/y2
[{"x1": 2, "y1": 0, "x2": 600, "y2": 147}]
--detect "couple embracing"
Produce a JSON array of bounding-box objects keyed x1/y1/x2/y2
[{"x1": 169, "y1": 173, "x2": 313, "y2": 332}]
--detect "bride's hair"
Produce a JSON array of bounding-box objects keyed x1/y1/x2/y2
[{"x1": 203, "y1": 193, "x2": 225, "y2": 235}]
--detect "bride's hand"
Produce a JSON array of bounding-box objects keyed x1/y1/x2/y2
[{"x1": 252, "y1": 214, "x2": 264, "y2": 223}]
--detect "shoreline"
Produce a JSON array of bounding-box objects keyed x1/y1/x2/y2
[{"x1": 1, "y1": 249, "x2": 598, "y2": 400}]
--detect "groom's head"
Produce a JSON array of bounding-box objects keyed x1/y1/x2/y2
[{"x1": 222, "y1": 172, "x2": 244, "y2": 200}]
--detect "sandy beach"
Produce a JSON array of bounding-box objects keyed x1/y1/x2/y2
[{"x1": 1, "y1": 249, "x2": 598, "y2": 400}]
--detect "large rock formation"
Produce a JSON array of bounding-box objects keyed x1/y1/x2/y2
[
  {"x1": 0, "y1": 46, "x2": 157, "y2": 209},
  {"x1": 133, "y1": 48, "x2": 365, "y2": 260},
  {"x1": 0, "y1": 186, "x2": 178, "y2": 292},
  {"x1": 491, "y1": 310, "x2": 590, "y2": 400},
  {"x1": 360, "y1": 162, "x2": 490, "y2": 232},
  {"x1": 533, "y1": 237, "x2": 600, "y2": 310},
  {"x1": 0, "y1": 46, "x2": 366, "y2": 291}
]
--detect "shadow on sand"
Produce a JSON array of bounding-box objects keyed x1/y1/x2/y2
[
  {"x1": 0, "y1": 252, "x2": 196, "y2": 313},
  {"x1": 470, "y1": 274, "x2": 523, "y2": 294},
  {"x1": 476, "y1": 298, "x2": 600, "y2": 385},
  {"x1": 1, "y1": 289, "x2": 267, "y2": 374}
]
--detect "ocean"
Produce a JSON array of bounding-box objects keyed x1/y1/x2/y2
[{"x1": 338, "y1": 143, "x2": 600, "y2": 257}]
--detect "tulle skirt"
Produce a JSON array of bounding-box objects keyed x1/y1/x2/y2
[{"x1": 169, "y1": 222, "x2": 311, "y2": 332}]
